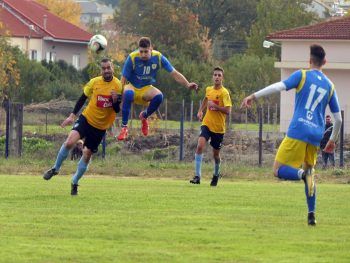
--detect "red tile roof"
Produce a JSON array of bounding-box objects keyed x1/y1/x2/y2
[
  {"x1": 0, "y1": 8, "x2": 43, "y2": 38},
  {"x1": 268, "y1": 16, "x2": 350, "y2": 40},
  {"x1": 0, "y1": 0, "x2": 92, "y2": 42}
]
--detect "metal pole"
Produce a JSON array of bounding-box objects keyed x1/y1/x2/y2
[
  {"x1": 5, "y1": 100, "x2": 10, "y2": 159},
  {"x1": 45, "y1": 111, "x2": 48, "y2": 136},
  {"x1": 258, "y1": 106, "x2": 263, "y2": 167},
  {"x1": 179, "y1": 99, "x2": 185, "y2": 161},
  {"x1": 339, "y1": 110, "x2": 344, "y2": 168},
  {"x1": 102, "y1": 134, "x2": 106, "y2": 160},
  {"x1": 165, "y1": 98, "x2": 168, "y2": 131},
  {"x1": 190, "y1": 100, "x2": 193, "y2": 130}
]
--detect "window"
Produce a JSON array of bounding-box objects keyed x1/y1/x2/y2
[
  {"x1": 46, "y1": 51, "x2": 56, "y2": 63},
  {"x1": 72, "y1": 54, "x2": 80, "y2": 69},
  {"x1": 29, "y1": 50, "x2": 42, "y2": 61},
  {"x1": 30, "y1": 50, "x2": 37, "y2": 60}
]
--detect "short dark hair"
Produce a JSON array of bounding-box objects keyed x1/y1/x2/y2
[
  {"x1": 326, "y1": 115, "x2": 331, "y2": 118},
  {"x1": 213, "y1": 66, "x2": 224, "y2": 75},
  {"x1": 100, "y1": 57, "x2": 112, "y2": 64},
  {"x1": 310, "y1": 44, "x2": 325, "y2": 67},
  {"x1": 139, "y1": 37, "x2": 151, "y2": 48}
]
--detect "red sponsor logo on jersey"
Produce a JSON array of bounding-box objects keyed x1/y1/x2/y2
[
  {"x1": 209, "y1": 100, "x2": 219, "y2": 111},
  {"x1": 96, "y1": 95, "x2": 112, "y2": 108}
]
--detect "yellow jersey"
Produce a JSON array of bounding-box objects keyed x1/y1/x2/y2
[
  {"x1": 202, "y1": 86, "x2": 232, "y2": 134},
  {"x1": 82, "y1": 76, "x2": 122, "y2": 130}
]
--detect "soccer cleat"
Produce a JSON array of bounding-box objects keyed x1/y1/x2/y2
[
  {"x1": 43, "y1": 168, "x2": 58, "y2": 180},
  {"x1": 190, "y1": 176, "x2": 200, "y2": 184},
  {"x1": 308, "y1": 212, "x2": 317, "y2": 226},
  {"x1": 139, "y1": 111, "x2": 149, "y2": 136},
  {"x1": 303, "y1": 168, "x2": 315, "y2": 197},
  {"x1": 71, "y1": 183, "x2": 79, "y2": 196},
  {"x1": 117, "y1": 126, "x2": 128, "y2": 141},
  {"x1": 210, "y1": 175, "x2": 219, "y2": 187}
]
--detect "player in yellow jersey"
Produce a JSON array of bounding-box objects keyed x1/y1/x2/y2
[
  {"x1": 190, "y1": 67, "x2": 232, "y2": 186},
  {"x1": 43, "y1": 58, "x2": 122, "y2": 195}
]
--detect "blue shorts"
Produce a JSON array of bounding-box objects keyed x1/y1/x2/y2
[
  {"x1": 72, "y1": 115, "x2": 106, "y2": 153},
  {"x1": 199, "y1": 125, "x2": 224, "y2": 150}
]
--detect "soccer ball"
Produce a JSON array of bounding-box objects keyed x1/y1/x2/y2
[{"x1": 89, "y1": 34, "x2": 107, "y2": 53}]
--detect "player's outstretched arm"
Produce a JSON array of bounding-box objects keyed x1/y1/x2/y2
[
  {"x1": 61, "y1": 93, "x2": 88, "y2": 127},
  {"x1": 241, "y1": 82, "x2": 287, "y2": 108},
  {"x1": 241, "y1": 94, "x2": 256, "y2": 108},
  {"x1": 170, "y1": 70, "x2": 199, "y2": 92},
  {"x1": 61, "y1": 113, "x2": 76, "y2": 128}
]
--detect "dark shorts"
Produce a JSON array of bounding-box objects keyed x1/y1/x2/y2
[
  {"x1": 72, "y1": 115, "x2": 106, "y2": 153},
  {"x1": 199, "y1": 125, "x2": 224, "y2": 150}
]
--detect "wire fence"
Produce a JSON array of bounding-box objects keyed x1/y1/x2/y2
[{"x1": 0, "y1": 100, "x2": 349, "y2": 169}]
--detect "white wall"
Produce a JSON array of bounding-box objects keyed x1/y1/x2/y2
[{"x1": 278, "y1": 40, "x2": 350, "y2": 134}]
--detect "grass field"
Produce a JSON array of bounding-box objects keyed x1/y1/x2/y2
[{"x1": 0, "y1": 175, "x2": 349, "y2": 263}]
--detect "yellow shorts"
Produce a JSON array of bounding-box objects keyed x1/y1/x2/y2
[
  {"x1": 125, "y1": 84, "x2": 152, "y2": 106},
  {"x1": 275, "y1": 137, "x2": 318, "y2": 168}
]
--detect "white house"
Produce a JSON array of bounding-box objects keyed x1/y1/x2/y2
[
  {"x1": 267, "y1": 16, "x2": 350, "y2": 133},
  {"x1": 0, "y1": 0, "x2": 92, "y2": 69}
]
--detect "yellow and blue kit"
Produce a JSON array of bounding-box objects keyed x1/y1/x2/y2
[{"x1": 122, "y1": 50, "x2": 174, "y2": 88}]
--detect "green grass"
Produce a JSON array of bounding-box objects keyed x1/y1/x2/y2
[{"x1": 0, "y1": 175, "x2": 349, "y2": 263}]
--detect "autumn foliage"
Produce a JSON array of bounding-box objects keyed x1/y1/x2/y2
[{"x1": 34, "y1": 0, "x2": 81, "y2": 27}]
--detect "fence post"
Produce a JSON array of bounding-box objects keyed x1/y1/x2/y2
[
  {"x1": 179, "y1": 99, "x2": 185, "y2": 161},
  {"x1": 165, "y1": 98, "x2": 168, "y2": 131},
  {"x1": 5, "y1": 100, "x2": 10, "y2": 159},
  {"x1": 339, "y1": 110, "x2": 344, "y2": 168},
  {"x1": 45, "y1": 111, "x2": 48, "y2": 136},
  {"x1": 101, "y1": 134, "x2": 106, "y2": 160},
  {"x1": 190, "y1": 100, "x2": 193, "y2": 130},
  {"x1": 258, "y1": 106, "x2": 263, "y2": 167},
  {"x1": 228, "y1": 107, "x2": 232, "y2": 131}
]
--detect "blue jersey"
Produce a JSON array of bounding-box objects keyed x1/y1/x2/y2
[
  {"x1": 122, "y1": 50, "x2": 174, "y2": 88},
  {"x1": 283, "y1": 69, "x2": 340, "y2": 146}
]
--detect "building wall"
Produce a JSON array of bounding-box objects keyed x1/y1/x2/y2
[
  {"x1": 9, "y1": 37, "x2": 89, "y2": 69},
  {"x1": 43, "y1": 40, "x2": 88, "y2": 69},
  {"x1": 278, "y1": 40, "x2": 350, "y2": 134}
]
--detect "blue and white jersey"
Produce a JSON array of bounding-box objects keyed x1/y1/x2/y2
[
  {"x1": 122, "y1": 50, "x2": 174, "y2": 88},
  {"x1": 283, "y1": 69, "x2": 340, "y2": 146}
]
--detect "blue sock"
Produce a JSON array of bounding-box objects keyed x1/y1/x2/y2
[
  {"x1": 195, "y1": 153, "x2": 203, "y2": 177},
  {"x1": 71, "y1": 158, "x2": 89, "y2": 185},
  {"x1": 214, "y1": 159, "x2": 220, "y2": 176},
  {"x1": 305, "y1": 183, "x2": 316, "y2": 212},
  {"x1": 53, "y1": 144, "x2": 70, "y2": 171},
  {"x1": 143, "y1": 93, "x2": 163, "y2": 118},
  {"x1": 277, "y1": 165, "x2": 303, "y2": 181},
  {"x1": 121, "y1": 90, "x2": 134, "y2": 126}
]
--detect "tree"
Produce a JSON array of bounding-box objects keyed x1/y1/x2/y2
[
  {"x1": 247, "y1": 0, "x2": 318, "y2": 58},
  {"x1": 182, "y1": 0, "x2": 258, "y2": 58},
  {"x1": 222, "y1": 54, "x2": 280, "y2": 107},
  {"x1": 0, "y1": 36, "x2": 20, "y2": 101},
  {"x1": 35, "y1": 0, "x2": 81, "y2": 27},
  {"x1": 115, "y1": 0, "x2": 206, "y2": 61}
]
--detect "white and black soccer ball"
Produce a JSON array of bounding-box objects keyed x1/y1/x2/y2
[{"x1": 89, "y1": 34, "x2": 107, "y2": 53}]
